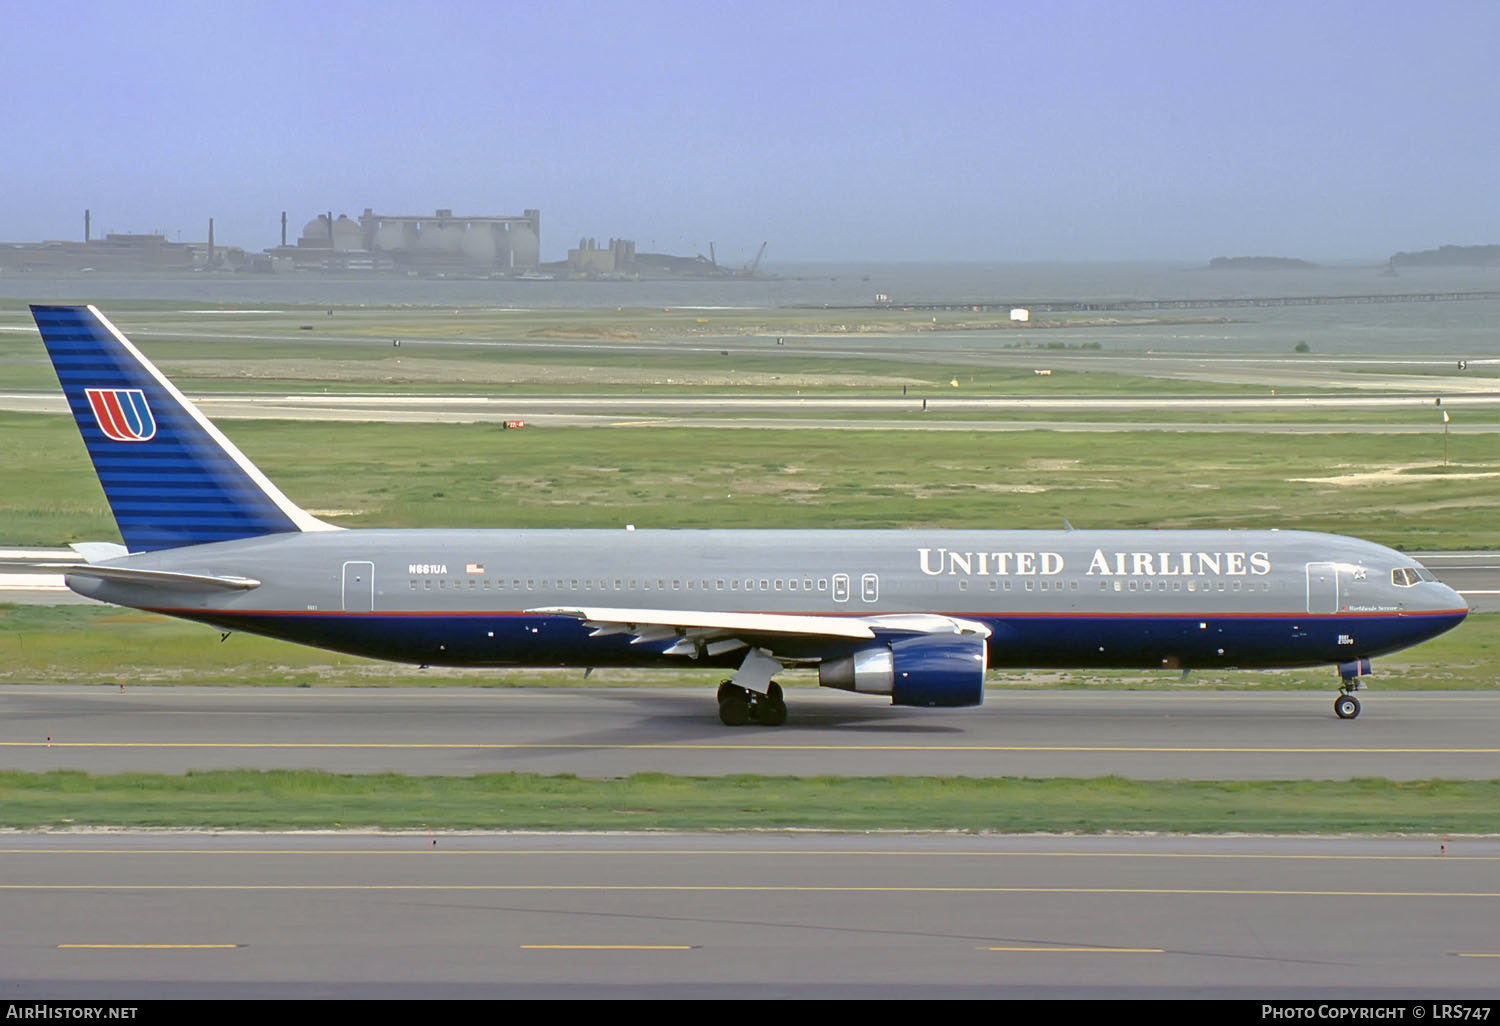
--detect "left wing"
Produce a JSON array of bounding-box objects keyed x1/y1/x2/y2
[{"x1": 528, "y1": 605, "x2": 988, "y2": 660}]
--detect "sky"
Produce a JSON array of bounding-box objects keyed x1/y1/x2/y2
[{"x1": 4, "y1": 0, "x2": 1497, "y2": 263}]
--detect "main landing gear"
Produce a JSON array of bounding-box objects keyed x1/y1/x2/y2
[
  {"x1": 717, "y1": 648, "x2": 790, "y2": 726},
  {"x1": 717, "y1": 681, "x2": 787, "y2": 727}
]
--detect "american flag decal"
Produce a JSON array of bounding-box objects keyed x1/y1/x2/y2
[
  {"x1": 85, "y1": 388, "x2": 156, "y2": 442},
  {"x1": 466, "y1": 562, "x2": 485, "y2": 574}
]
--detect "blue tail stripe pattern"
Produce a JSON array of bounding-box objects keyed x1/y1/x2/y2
[{"x1": 32, "y1": 305, "x2": 302, "y2": 552}]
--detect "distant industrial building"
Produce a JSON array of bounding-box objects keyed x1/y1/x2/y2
[
  {"x1": 0, "y1": 206, "x2": 763, "y2": 280},
  {"x1": 0, "y1": 210, "x2": 242, "y2": 273},
  {"x1": 266, "y1": 207, "x2": 542, "y2": 273},
  {"x1": 568, "y1": 237, "x2": 636, "y2": 274}
]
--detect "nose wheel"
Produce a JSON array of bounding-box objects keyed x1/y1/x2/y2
[{"x1": 1334, "y1": 692, "x2": 1361, "y2": 720}]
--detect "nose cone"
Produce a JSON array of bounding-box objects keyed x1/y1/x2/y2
[
  {"x1": 1416, "y1": 579, "x2": 1469, "y2": 645},
  {"x1": 1434, "y1": 581, "x2": 1469, "y2": 616}
]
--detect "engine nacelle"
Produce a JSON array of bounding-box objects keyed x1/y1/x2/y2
[{"x1": 818, "y1": 634, "x2": 986, "y2": 707}]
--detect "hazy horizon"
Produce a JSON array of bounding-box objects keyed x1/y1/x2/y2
[{"x1": 6, "y1": 0, "x2": 1498, "y2": 264}]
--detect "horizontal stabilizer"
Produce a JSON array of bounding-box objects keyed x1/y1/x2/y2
[
  {"x1": 0, "y1": 563, "x2": 263, "y2": 592},
  {"x1": 69, "y1": 542, "x2": 130, "y2": 563}
]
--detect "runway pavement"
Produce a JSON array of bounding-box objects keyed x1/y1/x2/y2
[
  {"x1": 3, "y1": 388, "x2": 1500, "y2": 432},
  {"x1": 2, "y1": 685, "x2": 1497, "y2": 780},
  {"x1": 2, "y1": 831, "x2": 1497, "y2": 998}
]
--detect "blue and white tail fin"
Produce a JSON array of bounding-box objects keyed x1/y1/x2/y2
[{"x1": 31, "y1": 304, "x2": 338, "y2": 553}]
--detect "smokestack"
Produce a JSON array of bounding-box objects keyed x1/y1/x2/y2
[
  {"x1": 327, "y1": 211, "x2": 333, "y2": 242},
  {"x1": 84, "y1": 209, "x2": 91, "y2": 243},
  {"x1": 281, "y1": 211, "x2": 287, "y2": 248},
  {"x1": 208, "y1": 218, "x2": 215, "y2": 265}
]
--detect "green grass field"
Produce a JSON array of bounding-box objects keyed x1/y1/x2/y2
[
  {"x1": 2, "y1": 412, "x2": 1493, "y2": 547},
  {"x1": 1, "y1": 769, "x2": 1495, "y2": 832}
]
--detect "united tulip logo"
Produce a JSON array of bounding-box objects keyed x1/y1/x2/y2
[{"x1": 85, "y1": 388, "x2": 157, "y2": 442}]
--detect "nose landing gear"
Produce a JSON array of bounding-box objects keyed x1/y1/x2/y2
[{"x1": 1334, "y1": 658, "x2": 1370, "y2": 719}]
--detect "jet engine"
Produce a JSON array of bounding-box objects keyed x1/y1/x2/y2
[{"x1": 818, "y1": 634, "x2": 986, "y2": 707}]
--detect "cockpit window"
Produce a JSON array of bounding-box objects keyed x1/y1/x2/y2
[
  {"x1": 1416, "y1": 567, "x2": 1438, "y2": 583},
  {"x1": 1391, "y1": 568, "x2": 1421, "y2": 587}
]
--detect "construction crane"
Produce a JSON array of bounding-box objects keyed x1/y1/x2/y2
[{"x1": 742, "y1": 242, "x2": 767, "y2": 276}]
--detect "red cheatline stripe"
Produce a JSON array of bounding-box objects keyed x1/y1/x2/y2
[{"x1": 143, "y1": 607, "x2": 1470, "y2": 621}]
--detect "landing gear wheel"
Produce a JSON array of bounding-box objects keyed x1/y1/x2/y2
[
  {"x1": 755, "y1": 684, "x2": 787, "y2": 726},
  {"x1": 716, "y1": 681, "x2": 786, "y2": 726},
  {"x1": 1334, "y1": 694, "x2": 1361, "y2": 720},
  {"x1": 718, "y1": 688, "x2": 751, "y2": 726}
]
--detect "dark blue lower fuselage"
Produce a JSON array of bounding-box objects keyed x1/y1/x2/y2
[{"x1": 161, "y1": 607, "x2": 1468, "y2": 673}]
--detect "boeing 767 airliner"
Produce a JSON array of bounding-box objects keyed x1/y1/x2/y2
[{"x1": 20, "y1": 305, "x2": 1467, "y2": 725}]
